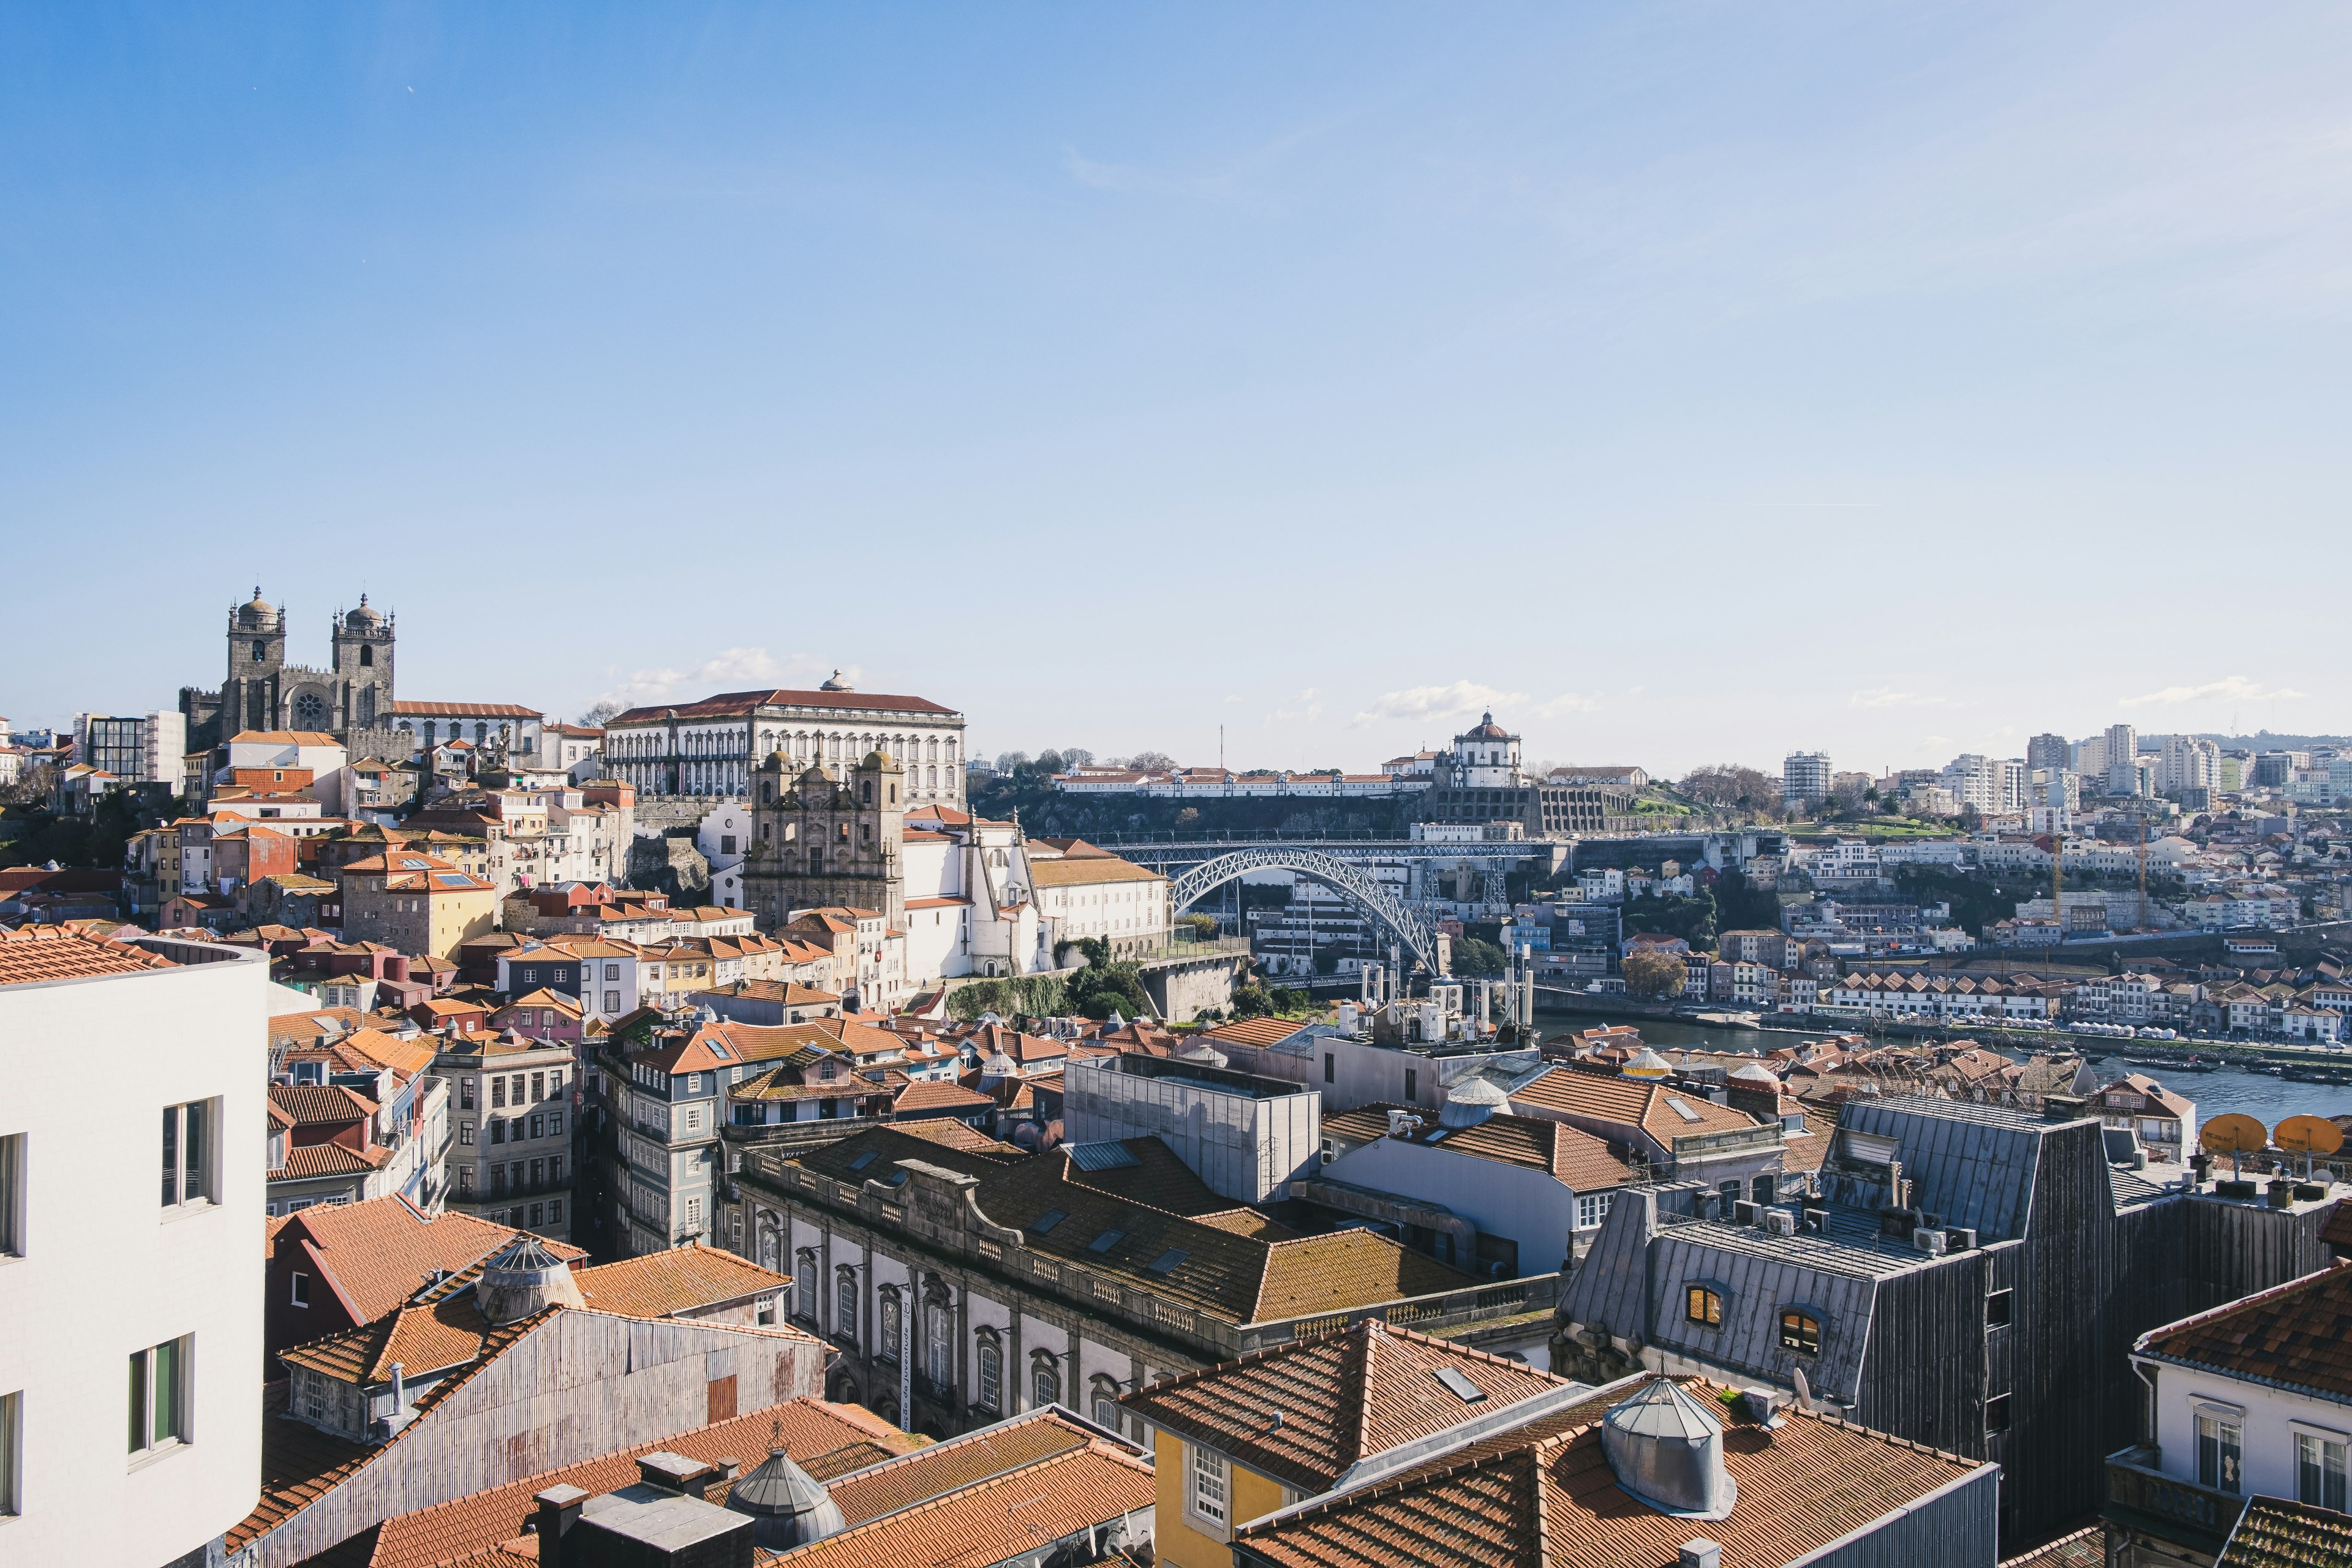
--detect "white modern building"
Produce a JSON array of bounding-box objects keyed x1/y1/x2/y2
[
  {"x1": 0, "y1": 929, "x2": 271, "y2": 1566},
  {"x1": 1784, "y1": 751, "x2": 1833, "y2": 806},
  {"x1": 1061, "y1": 1053, "x2": 1319, "y2": 1205},
  {"x1": 2105, "y1": 723, "x2": 2142, "y2": 797}
]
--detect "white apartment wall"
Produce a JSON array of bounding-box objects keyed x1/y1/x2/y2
[
  {"x1": 1319, "y1": 1137, "x2": 1578, "y2": 1278},
  {"x1": 0, "y1": 944, "x2": 270, "y2": 1565},
  {"x1": 1061, "y1": 1059, "x2": 1320, "y2": 1204},
  {"x1": 2144, "y1": 1350, "x2": 2352, "y2": 1505}
]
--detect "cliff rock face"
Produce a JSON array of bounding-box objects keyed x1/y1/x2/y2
[{"x1": 628, "y1": 829, "x2": 709, "y2": 897}]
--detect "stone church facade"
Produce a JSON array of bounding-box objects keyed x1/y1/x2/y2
[
  {"x1": 741, "y1": 748, "x2": 908, "y2": 929},
  {"x1": 180, "y1": 588, "x2": 396, "y2": 751}
]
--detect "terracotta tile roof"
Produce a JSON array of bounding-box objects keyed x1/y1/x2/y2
[
  {"x1": 775, "y1": 1431, "x2": 1152, "y2": 1567},
  {"x1": 275, "y1": 1142, "x2": 393, "y2": 1177},
  {"x1": 570, "y1": 1243, "x2": 789, "y2": 1319},
  {"x1": 893, "y1": 1079, "x2": 995, "y2": 1113},
  {"x1": 281, "y1": 1295, "x2": 494, "y2": 1383},
  {"x1": 273, "y1": 1083, "x2": 379, "y2": 1125},
  {"x1": 1190, "y1": 1208, "x2": 1302, "y2": 1241},
  {"x1": 270, "y1": 1196, "x2": 584, "y2": 1328},
  {"x1": 1025, "y1": 856, "x2": 1166, "y2": 888},
  {"x1": 358, "y1": 1400, "x2": 915, "y2": 1568},
  {"x1": 1235, "y1": 1376, "x2": 1986, "y2": 1568},
  {"x1": 2002, "y1": 1524, "x2": 2108, "y2": 1568},
  {"x1": 2320, "y1": 1199, "x2": 2352, "y2": 1251},
  {"x1": 823, "y1": 1408, "x2": 1093, "y2": 1525},
  {"x1": 1509, "y1": 1065, "x2": 1763, "y2": 1147},
  {"x1": 2136, "y1": 1260, "x2": 2352, "y2": 1401},
  {"x1": 2213, "y1": 1495, "x2": 2352, "y2": 1568},
  {"x1": 386, "y1": 702, "x2": 541, "y2": 718},
  {"x1": 0, "y1": 925, "x2": 175, "y2": 986},
  {"x1": 1202, "y1": 1016, "x2": 1311, "y2": 1047},
  {"x1": 1123, "y1": 1320, "x2": 1570, "y2": 1490},
  {"x1": 1324, "y1": 1104, "x2": 1635, "y2": 1191},
  {"x1": 892, "y1": 1119, "x2": 1023, "y2": 1155}
]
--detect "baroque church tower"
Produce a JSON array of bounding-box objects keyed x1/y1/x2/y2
[{"x1": 181, "y1": 587, "x2": 396, "y2": 750}]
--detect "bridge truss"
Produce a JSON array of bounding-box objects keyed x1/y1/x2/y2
[{"x1": 1164, "y1": 846, "x2": 1446, "y2": 976}]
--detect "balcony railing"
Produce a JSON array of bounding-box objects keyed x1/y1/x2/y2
[{"x1": 2104, "y1": 1446, "x2": 2245, "y2": 1559}]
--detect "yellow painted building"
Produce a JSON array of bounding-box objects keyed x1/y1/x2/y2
[{"x1": 1149, "y1": 1427, "x2": 1297, "y2": 1568}]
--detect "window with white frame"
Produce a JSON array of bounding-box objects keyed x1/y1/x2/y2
[
  {"x1": 129, "y1": 1335, "x2": 190, "y2": 1456},
  {"x1": 2197, "y1": 1410, "x2": 2243, "y2": 1493},
  {"x1": 160, "y1": 1100, "x2": 216, "y2": 1210},
  {"x1": 1033, "y1": 1362, "x2": 1058, "y2": 1408},
  {"x1": 924, "y1": 1302, "x2": 953, "y2": 1388},
  {"x1": 976, "y1": 1340, "x2": 1001, "y2": 1411},
  {"x1": 2298, "y1": 1431, "x2": 2348, "y2": 1513},
  {"x1": 1577, "y1": 1192, "x2": 1611, "y2": 1230},
  {"x1": 836, "y1": 1272, "x2": 858, "y2": 1337},
  {"x1": 1190, "y1": 1443, "x2": 1229, "y2": 1525}
]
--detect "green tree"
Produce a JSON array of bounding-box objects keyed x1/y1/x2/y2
[
  {"x1": 1622, "y1": 948, "x2": 1688, "y2": 1000},
  {"x1": 1452, "y1": 937, "x2": 1509, "y2": 976}
]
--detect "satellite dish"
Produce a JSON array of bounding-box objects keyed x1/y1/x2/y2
[
  {"x1": 2276, "y1": 1115, "x2": 2345, "y2": 1157},
  {"x1": 2200, "y1": 1114, "x2": 2269, "y2": 1155},
  {"x1": 1790, "y1": 1366, "x2": 1815, "y2": 1415}
]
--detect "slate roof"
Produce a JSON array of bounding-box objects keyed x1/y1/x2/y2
[
  {"x1": 2136, "y1": 1261, "x2": 2352, "y2": 1403},
  {"x1": 1234, "y1": 1376, "x2": 1988, "y2": 1568},
  {"x1": 2213, "y1": 1495, "x2": 2352, "y2": 1568},
  {"x1": 1122, "y1": 1319, "x2": 1572, "y2": 1490},
  {"x1": 785, "y1": 1128, "x2": 1476, "y2": 1327},
  {"x1": 0, "y1": 925, "x2": 175, "y2": 985},
  {"x1": 571, "y1": 1243, "x2": 789, "y2": 1319}
]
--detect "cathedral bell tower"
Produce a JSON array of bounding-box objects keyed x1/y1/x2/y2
[
  {"x1": 331, "y1": 595, "x2": 396, "y2": 729},
  {"x1": 224, "y1": 587, "x2": 287, "y2": 734},
  {"x1": 742, "y1": 747, "x2": 907, "y2": 930}
]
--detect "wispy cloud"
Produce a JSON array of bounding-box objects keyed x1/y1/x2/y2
[
  {"x1": 2120, "y1": 675, "x2": 2305, "y2": 709},
  {"x1": 597, "y1": 648, "x2": 846, "y2": 709},
  {"x1": 1264, "y1": 688, "x2": 1325, "y2": 726},
  {"x1": 1529, "y1": 692, "x2": 1601, "y2": 718},
  {"x1": 1849, "y1": 688, "x2": 1962, "y2": 710},
  {"x1": 1352, "y1": 681, "x2": 1524, "y2": 727}
]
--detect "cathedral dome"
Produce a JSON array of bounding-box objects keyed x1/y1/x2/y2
[
  {"x1": 344, "y1": 594, "x2": 385, "y2": 630},
  {"x1": 1461, "y1": 710, "x2": 1513, "y2": 741},
  {"x1": 236, "y1": 587, "x2": 276, "y2": 628}
]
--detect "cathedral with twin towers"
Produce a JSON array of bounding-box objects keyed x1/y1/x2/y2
[{"x1": 179, "y1": 586, "x2": 396, "y2": 752}]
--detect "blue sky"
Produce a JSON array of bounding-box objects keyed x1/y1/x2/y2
[{"x1": 4, "y1": 6, "x2": 2346, "y2": 775}]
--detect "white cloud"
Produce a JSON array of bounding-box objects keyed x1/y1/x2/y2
[
  {"x1": 2120, "y1": 675, "x2": 2305, "y2": 709},
  {"x1": 1849, "y1": 688, "x2": 1961, "y2": 710},
  {"x1": 596, "y1": 647, "x2": 846, "y2": 709},
  {"x1": 1265, "y1": 688, "x2": 1326, "y2": 726},
  {"x1": 1351, "y1": 680, "x2": 1525, "y2": 727},
  {"x1": 1529, "y1": 692, "x2": 1601, "y2": 718}
]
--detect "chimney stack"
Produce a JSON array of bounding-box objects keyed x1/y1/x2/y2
[{"x1": 533, "y1": 1484, "x2": 589, "y2": 1562}]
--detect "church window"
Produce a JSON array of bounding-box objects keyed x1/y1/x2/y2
[
  {"x1": 809, "y1": 850, "x2": 824, "y2": 875},
  {"x1": 252, "y1": 640, "x2": 268, "y2": 662},
  {"x1": 358, "y1": 644, "x2": 373, "y2": 667}
]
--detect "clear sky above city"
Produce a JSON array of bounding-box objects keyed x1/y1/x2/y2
[{"x1": 4, "y1": 6, "x2": 2346, "y2": 775}]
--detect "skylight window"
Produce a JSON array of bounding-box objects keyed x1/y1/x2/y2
[
  {"x1": 1087, "y1": 1229, "x2": 1124, "y2": 1253},
  {"x1": 1665, "y1": 1096, "x2": 1703, "y2": 1123},
  {"x1": 433, "y1": 873, "x2": 473, "y2": 888},
  {"x1": 1031, "y1": 1208, "x2": 1067, "y2": 1235},
  {"x1": 1146, "y1": 1248, "x2": 1189, "y2": 1275},
  {"x1": 847, "y1": 1150, "x2": 878, "y2": 1172},
  {"x1": 1434, "y1": 1366, "x2": 1487, "y2": 1403}
]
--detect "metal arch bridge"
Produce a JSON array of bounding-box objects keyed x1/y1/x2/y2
[{"x1": 1164, "y1": 846, "x2": 1444, "y2": 976}]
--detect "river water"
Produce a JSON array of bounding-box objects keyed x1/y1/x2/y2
[{"x1": 1539, "y1": 1012, "x2": 2352, "y2": 1129}]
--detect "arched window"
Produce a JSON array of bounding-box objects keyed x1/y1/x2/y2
[
  {"x1": 756, "y1": 1218, "x2": 780, "y2": 1271},
  {"x1": 835, "y1": 1269, "x2": 858, "y2": 1337},
  {"x1": 1032, "y1": 1360, "x2": 1059, "y2": 1409},
  {"x1": 976, "y1": 1339, "x2": 1001, "y2": 1411},
  {"x1": 1686, "y1": 1284, "x2": 1724, "y2": 1327},
  {"x1": 924, "y1": 1302, "x2": 953, "y2": 1389},
  {"x1": 878, "y1": 1292, "x2": 902, "y2": 1362},
  {"x1": 794, "y1": 1251, "x2": 817, "y2": 1323},
  {"x1": 359, "y1": 644, "x2": 373, "y2": 667},
  {"x1": 252, "y1": 640, "x2": 268, "y2": 662},
  {"x1": 1779, "y1": 1308, "x2": 1821, "y2": 1355}
]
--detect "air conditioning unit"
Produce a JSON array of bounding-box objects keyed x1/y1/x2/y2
[
  {"x1": 1912, "y1": 1228, "x2": 1948, "y2": 1256},
  {"x1": 1801, "y1": 1206, "x2": 1830, "y2": 1234},
  {"x1": 1944, "y1": 1226, "x2": 1977, "y2": 1251},
  {"x1": 1760, "y1": 1208, "x2": 1798, "y2": 1237}
]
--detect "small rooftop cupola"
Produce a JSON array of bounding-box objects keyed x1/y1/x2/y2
[
  {"x1": 1622, "y1": 1047, "x2": 1675, "y2": 1080},
  {"x1": 724, "y1": 1429, "x2": 846, "y2": 1548},
  {"x1": 1179, "y1": 1041, "x2": 1229, "y2": 1069},
  {"x1": 1730, "y1": 1061, "x2": 1780, "y2": 1087},
  {"x1": 820, "y1": 669, "x2": 853, "y2": 692},
  {"x1": 1602, "y1": 1378, "x2": 1738, "y2": 1521},
  {"x1": 1438, "y1": 1076, "x2": 1509, "y2": 1129},
  {"x1": 474, "y1": 1234, "x2": 585, "y2": 1325}
]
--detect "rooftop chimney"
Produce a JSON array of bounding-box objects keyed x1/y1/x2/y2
[
  {"x1": 635, "y1": 1451, "x2": 717, "y2": 1499},
  {"x1": 533, "y1": 1483, "x2": 589, "y2": 1559},
  {"x1": 1679, "y1": 1540, "x2": 1724, "y2": 1568}
]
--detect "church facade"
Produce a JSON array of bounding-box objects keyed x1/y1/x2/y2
[{"x1": 180, "y1": 588, "x2": 396, "y2": 751}]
